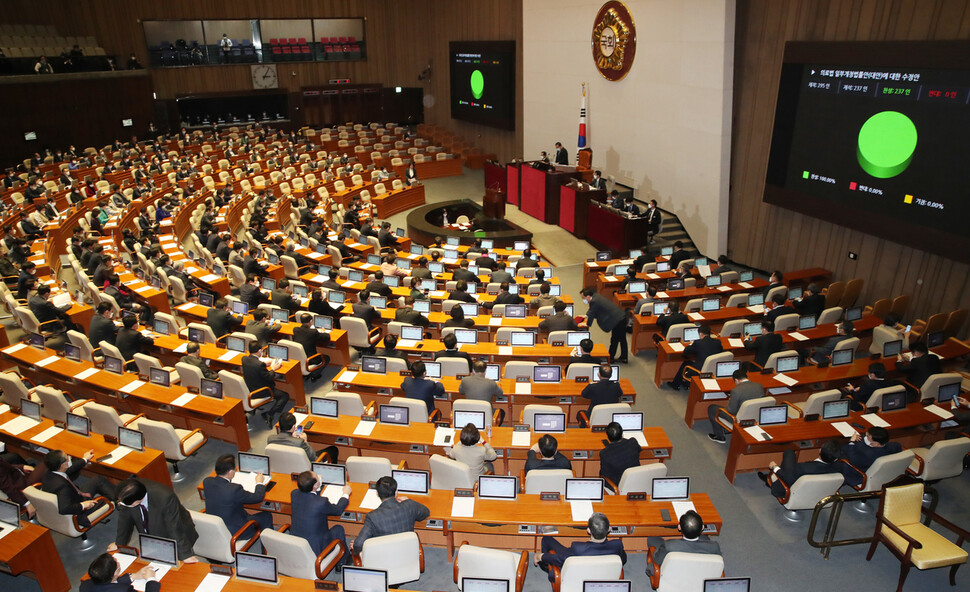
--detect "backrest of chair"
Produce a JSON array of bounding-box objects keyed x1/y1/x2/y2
[
  {"x1": 260, "y1": 528, "x2": 318, "y2": 580},
  {"x1": 818, "y1": 307, "x2": 843, "y2": 325},
  {"x1": 382, "y1": 356, "x2": 408, "y2": 375},
  {"x1": 617, "y1": 463, "x2": 668, "y2": 495},
  {"x1": 137, "y1": 418, "x2": 180, "y2": 459},
  {"x1": 736, "y1": 396, "x2": 777, "y2": 422},
  {"x1": 881, "y1": 482, "x2": 924, "y2": 531},
  {"x1": 438, "y1": 357, "x2": 470, "y2": 378},
  {"x1": 773, "y1": 313, "x2": 799, "y2": 332},
  {"x1": 265, "y1": 443, "x2": 312, "y2": 474},
  {"x1": 453, "y1": 399, "x2": 493, "y2": 428},
  {"x1": 766, "y1": 285, "x2": 788, "y2": 304},
  {"x1": 860, "y1": 450, "x2": 915, "y2": 493},
  {"x1": 943, "y1": 308, "x2": 967, "y2": 337},
  {"x1": 763, "y1": 351, "x2": 793, "y2": 372},
  {"x1": 175, "y1": 362, "x2": 204, "y2": 391},
  {"x1": 684, "y1": 298, "x2": 703, "y2": 313},
  {"x1": 833, "y1": 337, "x2": 860, "y2": 356},
  {"x1": 800, "y1": 389, "x2": 842, "y2": 416},
  {"x1": 785, "y1": 472, "x2": 844, "y2": 510},
  {"x1": 521, "y1": 404, "x2": 563, "y2": 426},
  {"x1": 587, "y1": 403, "x2": 632, "y2": 427},
  {"x1": 919, "y1": 373, "x2": 962, "y2": 401},
  {"x1": 724, "y1": 293, "x2": 747, "y2": 308},
  {"x1": 656, "y1": 552, "x2": 725, "y2": 592},
  {"x1": 187, "y1": 322, "x2": 217, "y2": 344},
  {"x1": 456, "y1": 544, "x2": 520, "y2": 587},
  {"x1": 824, "y1": 281, "x2": 845, "y2": 309},
  {"x1": 133, "y1": 353, "x2": 162, "y2": 376},
  {"x1": 324, "y1": 392, "x2": 364, "y2": 417},
  {"x1": 864, "y1": 385, "x2": 907, "y2": 409},
  {"x1": 23, "y1": 486, "x2": 82, "y2": 536},
  {"x1": 99, "y1": 341, "x2": 124, "y2": 362},
  {"x1": 34, "y1": 385, "x2": 69, "y2": 423},
  {"x1": 559, "y1": 555, "x2": 623, "y2": 592},
  {"x1": 429, "y1": 454, "x2": 475, "y2": 490},
  {"x1": 869, "y1": 324, "x2": 900, "y2": 355},
  {"x1": 524, "y1": 469, "x2": 572, "y2": 494},
  {"x1": 388, "y1": 396, "x2": 429, "y2": 422},
  {"x1": 720, "y1": 319, "x2": 747, "y2": 337},
  {"x1": 504, "y1": 361, "x2": 536, "y2": 379},
  {"x1": 83, "y1": 402, "x2": 124, "y2": 436},
  {"x1": 700, "y1": 351, "x2": 734, "y2": 373},
  {"x1": 346, "y1": 456, "x2": 392, "y2": 483},
  {"x1": 218, "y1": 370, "x2": 253, "y2": 410},
  {"x1": 359, "y1": 531, "x2": 421, "y2": 586},
  {"x1": 665, "y1": 323, "x2": 696, "y2": 342},
  {"x1": 339, "y1": 316, "x2": 369, "y2": 345},
  {"x1": 188, "y1": 510, "x2": 235, "y2": 563},
  {"x1": 840, "y1": 278, "x2": 864, "y2": 308},
  {"x1": 920, "y1": 437, "x2": 970, "y2": 481},
  {"x1": 565, "y1": 363, "x2": 598, "y2": 380}
]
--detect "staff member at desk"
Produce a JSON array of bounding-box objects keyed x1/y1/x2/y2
[
  {"x1": 81, "y1": 553, "x2": 160, "y2": 592},
  {"x1": 667, "y1": 324, "x2": 723, "y2": 391},
  {"x1": 535, "y1": 513, "x2": 626, "y2": 581},
  {"x1": 401, "y1": 360, "x2": 444, "y2": 414},
  {"x1": 290, "y1": 471, "x2": 352, "y2": 561},
  {"x1": 206, "y1": 298, "x2": 243, "y2": 339},
  {"x1": 202, "y1": 454, "x2": 273, "y2": 538},
  {"x1": 352, "y1": 476, "x2": 430, "y2": 555}
]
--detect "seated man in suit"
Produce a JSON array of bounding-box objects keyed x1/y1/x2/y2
[
  {"x1": 475, "y1": 249, "x2": 498, "y2": 271},
  {"x1": 0, "y1": 452, "x2": 43, "y2": 516},
  {"x1": 580, "y1": 364, "x2": 623, "y2": 425},
  {"x1": 792, "y1": 283, "x2": 826, "y2": 320},
  {"x1": 434, "y1": 333, "x2": 473, "y2": 367},
  {"x1": 241, "y1": 341, "x2": 290, "y2": 426},
  {"x1": 108, "y1": 478, "x2": 200, "y2": 562},
  {"x1": 810, "y1": 320, "x2": 855, "y2": 365},
  {"x1": 377, "y1": 334, "x2": 410, "y2": 368},
  {"x1": 667, "y1": 324, "x2": 723, "y2": 390},
  {"x1": 180, "y1": 342, "x2": 218, "y2": 379},
  {"x1": 206, "y1": 298, "x2": 243, "y2": 339},
  {"x1": 81, "y1": 553, "x2": 160, "y2": 592},
  {"x1": 447, "y1": 279, "x2": 477, "y2": 303},
  {"x1": 290, "y1": 471, "x2": 352, "y2": 560},
  {"x1": 452, "y1": 260, "x2": 478, "y2": 283},
  {"x1": 599, "y1": 422, "x2": 641, "y2": 489},
  {"x1": 707, "y1": 367, "x2": 766, "y2": 444},
  {"x1": 645, "y1": 510, "x2": 721, "y2": 577},
  {"x1": 365, "y1": 271, "x2": 393, "y2": 298},
  {"x1": 530, "y1": 282, "x2": 560, "y2": 311},
  {"x1": 41, "y1": 449, "x2": 116, "y2": 527},
  {"x1": 202, "y1": 454, "x2": 272, "y2": 538},
  {"x1": 292, "y1": 313, "x2": 331, "y2": 365},
  {"x1": 352, "y1": 290, "x2": 380, "y2": 330},
  {"x1": 524, "y1": 434, "x2": 572, "y2": 473},
  {"x1": 245, "y1": 309, "x2": 281, "y2": 347},
  {"x1": 401, "y1": 360, "x2": 444, "y2": 414},
  {"x1": 395, "y1": 296, "x2": 431, "y2": 328},
  {"x1": 762, "y1": 270, "x2": 785, "y2": 297},
  {"x1": 459, "y1": 360, "x2": 504, "y2": 403},
  {"x1": 487, "y1": 282, "x2": 524, "y2": 310},
  {"x1": 515, "y1": 249, "x2": 540, "y2": 271},
  {"x1": 410, "y1": 257, "x2": 432, "y2": 280},
  {"x1": 270, "y1": 278, "x2": 299, "y2": 316},
  {"x1": 491, "y1": 260, "x2": 514, "y2": 284},
  {"x1": 656, "y1": 301, "x2": 688, "y2": 339},
  {"x1": 29, "y1": 283, "x2": 77, "y2": 333},
  {"x1": 844, "y1": 362, "x2": 897, "y2": 411},
  {"x1": 269, "y1": 412, "x2": 339, "y2": 463},
  {"x1": 116, "y1": 315, "x2": 153, "y2": 361},
  {"x1": 239, "y1": 274, "x2": 269, "y2": 309},
  {"x1": 761, "y1": 440, "x2": 843, "y2": 499},
  {"x1": 764, "y1": 293, "x2": 796, "y2": 325},
  {"x1": 668, "y1": 241, "x2": 690, "y2": 270},
  {"x1": 539, "y1": 300, "x2": 579, "y2": 334},
  {"x1": 89, "y1": 302, "x2": 118, "y2": 349},
  {"x1": 535, "y1": 513, "x2": 626, "y2": 581},
  {"x1": 896, "y1": 341, "x2": 942, "y2": 401},
  {"x1": 352, "y1": 476, "x2": 430, "y2": 554},
  {"x1": 743, "y1": 319, "x2": 784, "y2": 368},
  {"x1": 567, "y1": 338, "x2": 604, "y2": 369},
  {"x1": 839, "y1": 427, "x2": 903, "y2": 487}
]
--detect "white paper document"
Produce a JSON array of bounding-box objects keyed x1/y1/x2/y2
[
  {"x1": 743, "y1": 425, "x2": 772, "y2": 441},
  {"x1": 716, "y1": 285, "x2": 732, "y2": 292},
  {"x1": 51, "y1": 292, "x2": 73, "y2": 308},
  {"x1": 2, "y1": 343, "x2": 27, "y2": 354},
  {"x1": 433, "y1": 427, "x2": 456, "y2": 447},
  {"x1": 655, "y1": 291, "x2": 669, "y2": 299},
  {"x1": 191, "y1": 573, "x2": 231, "y2": 592},
  {"x1": 728, "y1": 338, "x2": 744, "y2": 348},
  {"x1": 511, "y1": 431, "x2": 532, "y2": 447},
  {"x1": 451, "y1": 497, "x2": 476, "y2": 518},
  {"x1": 748, "y1": 304, "x2": 764, "y2": 314},
  {"x1": 174, "y1": 343, "x2": 189, "y2": 354},
  {"x1": 120, "y1": 380, "x2": 146, "y2": 394},
  {"x1": 788, "y1": 332, "x2": 809, "y2": 341},
  {"x1": 671, "y1": 501, "x2": 697, "y2": 520},
  {"x1": 176, "y1": 303, "x2": 196, "y2": 312},
  {"x1": 218, "y1": 351, "x2": 240, "y2": 362},
  {"x1": 340, "y1": 371, "x2": 359, "y2": 383},
  {"x1": 353, "y1": 420, "x2": 376, "y2": 436},
  {"x1": 132, "y1": 563, "x2": 170, "y2": 591},
  {"x1": 515, "y1": 382, "x2": 532, "y2": 395},
  {"x1": 359, "y1": 488, "x2": 381, "y2": 509},
  {"x1": 0, "y1": 416, "x2": 41, "y2": 436},
  {"x1": 231, "y1": 471, "x2": 270, "y2": 493},
  {"x1": 75, "y1": 367, "x2": 100, "y2": 380},
  {"x1": 200, "y1": 274, "x2": 221, "y2": 283},
  {"x1": 570, "y1": 501, "x2": 593, "y2": 522},
  {"x1": 701, "y1": 379, "x2": 721, "y2": 391},
  {"x1": 322, "y1": 484, "x2": 348, "y2": 504},
  {"x1": 923, "y1": 404, "x2": 954, "y2": 420},
  {"x1": 773, "y1": 373, "x2": 799, "y2": 387},
  {"x1": 498, "y1": 346, "x2": 513, "y2": 356},
  {"x1": 739, "y1": 282, "x2": 754, "y2": 289},
  {"x1": 111, "y1": 552, "x2": 138, "y2": 573},
  {"x1": 488, "y1": 317, "x2": 502, "y2": 327},
  {"x1": 861, "y1": 413, "x2": 890, "y2": 427},
  {"x1": 170, "y1": 393, "x2": 197, "y2": 407},
  {"x1": 668, "y1": 342, "x2": 685, "y2": 353},
  {"x1": 35, "y1": 355, "x2": 60, "y2": 367},
  {"x1": 646, "y1": 273, "x2": 660, "y2": 280},
  {"x1": 102, "y1": 446, "x2": 135, "y2": 465},
  {"x1": 688, "y1": 313, "x2": 705, "y2": 321},
  {"x1": 134, "y1": 286, "x2": 154, "y2": 293},
  {"x1": 30, "y1": 426, "x2": 63, "y2": 443},
  {"x1": 832, "y1": 422, "x2": 858, "y2": 438}
]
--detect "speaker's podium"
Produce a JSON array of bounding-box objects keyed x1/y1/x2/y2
[
  {"x1": 560, "y1": 180, "x2": 605, "y2": 239},
  {"x1": 519, "y1": 161, "x2": 583, "y2": 224}
]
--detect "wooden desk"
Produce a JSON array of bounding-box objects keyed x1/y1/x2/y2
[
  {"x1": 202, "y1": 478, "x2": 716, "y2": 558},
  {"x1": 110, "y1": 556, "x2": 319, "y2": 591},
  {"x1": 0, "y1": 409, "x2": 172, "y2": 487},
  {"x1": 331, "y1": 370, "x2": 637, "y2": 420},
  {"x1": 372, "y1": 184, "x2": 427, "y2": 219},
  {"x1": 616, "y1": 279, "x2": 771, "y2": 312},
  {"x1": 301, "y1": 412, "x2": 671, "y2": 477},
  {"x1": 0, "y1": 523, "x2": 70, "y2": 592},
  {"x1": 724, "y1": 402, "x2": 951, "y2": 483},
  {"x1": 1, "y1": 342, "x2": 251, "y2": 451},
  {"x1": 375, "y1": 340, "x2": 610, "y2": 366},
  {"x1": 682, "y1": 338, "x2": 970, "y2": 435}
]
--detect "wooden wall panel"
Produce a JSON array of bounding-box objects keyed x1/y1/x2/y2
[
  {"x1": 4, "y1": 0, "x2": 523, "y2": 161},
  {"x1": 731, "y1": 0, "x2": 970, "y2": 337}
]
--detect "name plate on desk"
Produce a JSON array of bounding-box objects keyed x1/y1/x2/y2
[
  {"x1": 454, "y1": 488, "x2": 474, "y2": 497},
  {"x1": 626, "y1": 492, "x2": 647, "y2": 501},
  {"x1": 347, "y1": 365, "x2": 360, "y2": 372},
  {"x1": 551, "y1": 341, "x2": 564, "y2": 347},
  {"x1": 539, "y1": 492, "x2": 561, "y2": 501},
  {"x1": 399, "y1": 370, "x2": 410, "y2": 376},
  {"x1": 359, "y1": 415, "x2": 376, "y2": 422},
  {"x1": 739, "y1": 419, "x2": 755, "y2": 428},
  {"x1": 513, "y1": 424, "x2": 530, "y2": 432},
  {"x1": 516, "y1": 376, "x2": 530, "y2": 382},
  {"x1": 575, "y1": 376, "x2": 590, "y2": 383},
  {"x1": 591, "y1": 426, "x2": 607, "y2": 432},
  {"x1": 210, "y1": 565, "x2": 233, "y2": 576},
  {"x1": 316, "y1": 581, "x2": 339, "y2": 590}
]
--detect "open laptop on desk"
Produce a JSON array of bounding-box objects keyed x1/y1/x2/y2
[
  {"x1": 463, "y1": 578, "x2": 511, "y2": 592},
  {"x1": 0, "y1": 499, "x2": 21, "y2": 539},
  {"x1": 611, "y1": 412, "x2": 648, "y2": 446}
]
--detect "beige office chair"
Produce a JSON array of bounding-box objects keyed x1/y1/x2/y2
[
  {"x1": 135, "y1": 353, "x2": 179, "y2": 385},
  {"x1": 355, "y1": 531, "x2": 424, "y2": 586},
  {"x1": 346, "y1": 456, "x2": 393, "y2": 483},
  {"x1": 429, "y1": 454, "x2": 476, "y2": 490},
  {"x1": 793, "y1": 389, "x2": 843, "y2": 417},
  {"x1": 818, "y1": 307, "x2": 844, "y2": 325},
  {"x1": 615, "y1": 463, "x2": 668, "y2": 495},
  {"x1": 173, "y1": 362, "x2": 204, "y2": 391},
  {"x1": 524, "y1": 469, "x2": 572, "y2": 495},
  {"x1": 864, "y1": 385, "x2": 908, "y2": 410},
  {"x1": 580, "y1": 402, "x2": 633, "y2": 428},
  {"x1": 34, "y1": 385, "x2": 91, "y2": 424},
  {"x1": 917, "y1": 373, "x2": 962, "y2": 402},
  {"x1": 388, "y1": 396, "x2": 438, "y2": 423},
  {"x1": 452, "y1": 399, "x2": 501, "y2": 428},
  {"x1": 322, "y1": 392, "x2": 367, "y2": 417},
  {"x1": 23, "y1": 485, "x2": 113, "y2": 550},
  {"x1": 340, "y1": 316, "x2": 381, "y2": 354},
  {"x1": 279, "y1": 339, "x2": 326, "y2": 378},
  {"x1": 565, "y1": 363, "x2": 598, "y2": 380},
  {"x1": 189, "y1": 510, "x2": 260, "y2": 564},
  {"x1": 438, "y1": 358, "x2": 470, "y2": 378},
  {"x1": 454, "y1": 543, "x2": 528, "y2": 592},
  {"x1": 504, "y1": 361, "x2": 537, "y2": 380},
  {"x1": 647, "y1": 551, "x2": 724, "y2": 592},
  {"x1": 776, "y1": 472, "x2": 845, "y2": 521},
  {"x1": 261, "y1": 526, "x2": 345, "y2": 580},
  {"x1": 664, "y1": 323, "x2": 697, "y2": 343},
  {"x1": 552, "y1": 554, "x2": 624, "y2": 592},
  {"x1": 712, "y1": 396, "x2": 777, "y2": 437},
  {"x1": 0, "y1": 370, "x2": 41, "y2": 407},
  {"x1": 265, "y1": 443, "x2": 316, "y2": 474},
  {"x1": 906, "y1": 437, "x2": 970, "y2": 483},
  {"x1": 219, "y1": 370, "x2": 273, "y2": 430},
  {"x1": 82, "y1": 401, "x2": 143, "y2": 437},
  {"x1": 773, "y1": 313, "x2": 799, "y2": 333},
  {"x1": 843, "y1": 450, "x2": 916, "y2": 512},
  {"x1": 521, "y1": 404, "x2": 563, "y2": 427},
  {"x1": 135, "y1": 418, "x2": 207, "y2": 482}
]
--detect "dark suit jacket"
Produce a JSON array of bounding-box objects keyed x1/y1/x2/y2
[
  {"x1": 771, "y1": 449, "x2": 842, "y2": 498},
  {"x1": 434, "y1": 349, "x2": 472, "y2": 367},
  {"x1": 581, "y1": 380, "x2": 623, "y2": 416},
  {"x1": 242, "y1": 355, "x2": 276, "y2": 392},
  {"x1": 202, "y1": 475, "x2": 266, "y2": 535},
  {"x1": 683, "y1": 336, "x2": 723, "y2": 369},
  {"x1": 89, "y1": 314, "x2": 118, "y2": 348},
  {"x1": 179, "y1": 354, "x2": 217, "y2": 380},
  {"x1": 365, "y1": 281, "x2": 392, "y2": 298},
  {"x1": 352, "y1": 497, "x2": 430, "y2": 554},
  {"x1": 475, "y1": 256, "x2": 497, "y2": 270},
  {"x1": 668, "y1": 250, "x2": 690, "y2": 270},
  {"x1": 447, "y1": 290, "x2": 476, "y2": 303},
  {"x1": 896, "y1": 354, "x2": 942, "y2": 392},
  {"x1": 116, "y1": 327, "x2": 152, "y2": 361},
  {"x1": 290, "y1": 488, "x2": 350, "y2": 555},
  {"x1": 243, "y1": 256, "x2": 266, "y2": 277},
  {"x1": 727, "y1": 380, "x2": 766, "y2": 415},
  {"x1": 395, "y1": 307, "x2": 430, "y2": 328},
  {"x1": 793, "y1": 294, "x2": 826, "y2": 319},
  {"x1": 840, "y1": 441, "x2": 904, "y2": 486},
  {"x1": 600, "y1": 438, "x2": 641, "y2": 485},
  {"x1": 115, "y1": 478, "x2": 199, "y2": 560},
  {"x1": 401, "y1": 376, "x2": 444, "y2": 413},
  {"x1": 206, "y1": 308, "x2": 242, "y2": 339},
  {"x1": 846, "y1": 378, "x2": 898, "y2": 410},
  {"x1": 765, "y1": 304, "x2": 796, "y2": 325},
  {"x1": 539, "y1": 313, "x2": 578, "y2": 334},
  {"x1": 744, "y1": 333, "x2": 784, "y2": 368},
  {"x1": 79, "y1": 573, "x2": 160, "y2": 592},
  {"x1": 271, "y1": 289, "x2": 298, "y2": 313},
  {"x1": 40, "y1": 459, "x2": 88, "y2": 516},
  {"x1": 543, "y1": 539, "x2": 626, "y2": 580},
  {"x1": 452, "y1": 269, "x2": 477, "y2": 283},
  {"x1": 493, "y1": 291, "x2": 524, "y2": 306},
  {"x1": 554, "y1": 147, "x2": 569, "y2": 165},
  {"x1": 293, "y1": 325, "x2": 331, "y2": 357},
  {"x1": 352, "y1": 302, "x2": 379, "y2": 328},
  {"x1": 239, "y1": 283, "x2": 268, "y2": 309},
  {"x1": 29, "y1": 295, "x2": 67, "y2": 324},
  {"x1": 657, "y1": 312, "x2": 689, "y2": 337},
  {"x1": 245, "y1": 319, "x2": 279, "y2": 347},
  {"x1": 585, "y1": 293, "x2": 626, "y2": 332}
]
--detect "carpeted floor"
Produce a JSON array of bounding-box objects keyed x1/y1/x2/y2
[{"x1": 4, "y1": 169, "x2": 968, "y2": 591}]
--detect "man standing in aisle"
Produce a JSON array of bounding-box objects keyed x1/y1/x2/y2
[{"x1": 580, "y1": 287, "x2": 628, "y2": 363}]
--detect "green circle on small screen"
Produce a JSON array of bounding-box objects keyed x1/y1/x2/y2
[
  {"x1": 857, "y1": 111, "x2": 917, "y2": 178},
  {"x1": 470, "y1": 70, "x2": 484, "y2": 100}
]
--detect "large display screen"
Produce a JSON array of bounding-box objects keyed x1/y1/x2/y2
[
  {"x1": 764, "y1": 41, "x2": 970, "y2": 261},
  {"x1": 449, "y1": 41, "x2": 515, "y2": 130}
]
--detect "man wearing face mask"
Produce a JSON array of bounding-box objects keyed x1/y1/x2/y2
[
  {"x1": 839, "y1": 427, "x2": 902, "y2": 487},
  {"x1": 645, "y1": 199, "x2": 662, "y2": 244}
]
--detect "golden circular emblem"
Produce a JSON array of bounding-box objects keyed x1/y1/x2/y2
[{"x1": 591, "y1": 1, "x2": 636, "y2": 81}]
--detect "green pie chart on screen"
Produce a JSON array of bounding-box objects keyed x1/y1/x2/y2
[
  {"x1": 857, "y1": 111, "x2": 917, "y2": 178},
  {"x1": 470, "y1": 70, "x2": 484, "y2": 99}
]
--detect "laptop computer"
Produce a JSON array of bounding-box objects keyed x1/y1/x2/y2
[
  {"x1": 565, "y1": 478, "x2": 605, "y2": 502},
  {"x1": 881, "y1": 390, "x2": 907, "y2": 412},
  {"x1": 533, "y1": 365, "x2": 562, "y2": 383},
  {"x1": 65, "y1": 412, "x2": 90, "y2": 436},
  {"x1": 226, "y1": 336, "x2": 247, "y2": 353},
  {"x1": 703, "y1": 577, "x2": 751, "y2": 592},
  {"x1": 235, "y1": 551, "x2": 279, "y2": 585},
  {"x1": 343, "y1": 567, "x2": 388, "y2": 592},
  {"x1": 139, "y1": 534, "x2": 178, "y2": 567},
  {"x1": 310, "y1": 397, "x2": 339, "y2": 418},
  {"x1": 831, "y1": 348, "x2": 854, "y2": 366},
  {"x1": 758, "y1": 404, "x2": 788, "y2": 426},
  {"x1": 379, "y1": 404, "x2": 409, "y2": 425},
  {"x1": 361, "y1": 356, "x2": 387, "y2": 374},
  {"x1": 267, "y1": 343, "x2": 289, "y2": 361},
  {"x1": 463, "y1": 578, "x2": 511, "y2": 592},
  {"x1": 715, "y1": 361, "x2": 740, "y2": 378},
  {"x1": 651, "y1": 476, "x2": 690, "y2": 501},
  {"x1": 533, "y1": 412, "x2": 566, "y2": 432},
  {"x1": 882, "y1": 339, "x2": 902, "y2": 358},
  {"x1": 504, "y1": 304, "x2": 527, "y2": 318},
  {"x1": 485, "y1": 364, "x2": 501, "y2": 381},
  {"x1": 313, "y1": 462, "x2": 347, "y2": 486},
  {"x1": 119, "y1": 426, "x2": 144, "y2": 451},
  {"x1": 148, "y1": 367, "x2": 170, "y2": 387},
  {"x1": 510, "y1": 332, "x2": 535, "y2": 347},
  {"x1": 238, "y1": 452, "x2": 270, "y2": 475},
  {"x1": 701, "y1": 298, "x2": 720, "y2": 312},
  {"x1": 821, "y1": 399, "x2": 850, "y2": 420},
  {"x1": 477, "y1": 475, "x2": 518, "y2": 500},
  {"x1": 391, "y1": 469, "x2": 430, "y2": 495},
  {"x1": 798, "y1": 315, "x2": 816, "y2": 330},
  {"x1": 454, "y1": 329, "x2": 478, "y2": 345},
  {"x1": 200, "y1": 378, "x2": 223, "y2": 399},
  {"x1": 936, "y1": 382, "x2": 961, "y2": 404},
  {"x1": 774, "y1": 355, "x2": 799, "y2": 373},
  {"x1": 454, "y1": 410, "x2": 487, "y2": 430}
]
